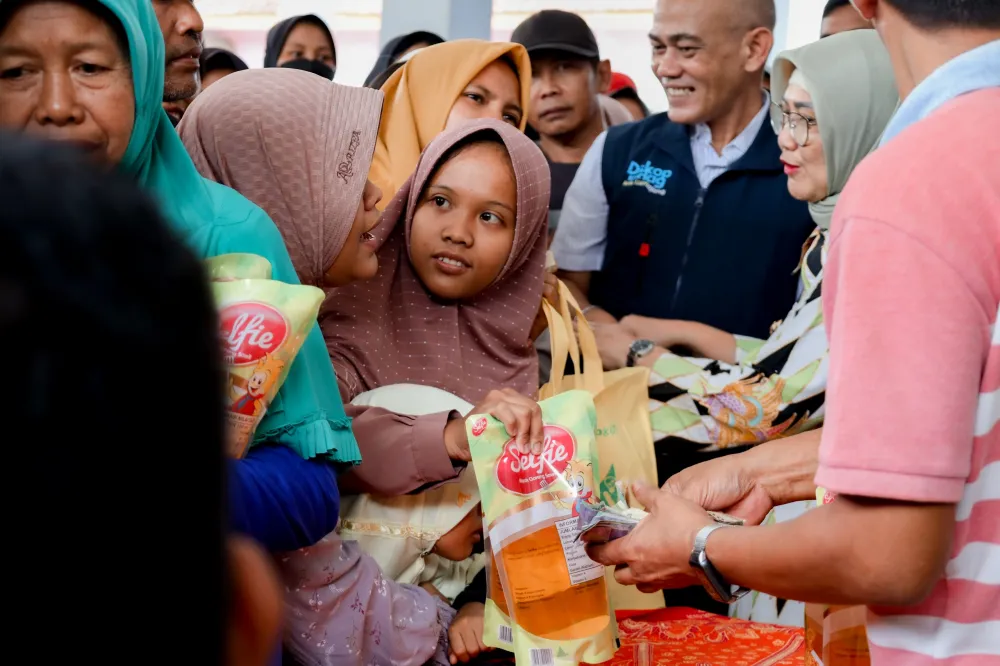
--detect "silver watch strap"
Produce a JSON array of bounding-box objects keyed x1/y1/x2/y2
[
  {"x1": 692, "y1": 524, "x2": 751, "y2": 604},
  {"x1": 695, "y1": 524, "x2": 727, "y2": 551}
]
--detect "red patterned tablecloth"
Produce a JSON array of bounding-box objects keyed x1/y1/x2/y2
[
  {"x1": 604, "y1": 608, "x2": 805, "y2": 665},
  {"x1": 474, "y1": 608, "x2": 805, "y2": 665}
]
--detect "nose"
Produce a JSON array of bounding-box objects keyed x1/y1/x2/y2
[
  {"x1": 653, "y1": 48, "x2": 682, "y2": 81},
  {"x1": 533, "y1": 69, "x2": 559, "y2": 99},
  {"x1": 776, "y1": 120, "x2": 798, "y2": 151},
  {"x1": 364, "y1": 181, "x2": 383, "y2": 209},
  {"x1": 176, "y1": 3, "x2": 205, "y2": 37},
  {"x1": 34, "y1": 71, "x2": 85, "y2": 127},
  {"x1": 442, "y1": 214, "x2": 475, "y2": 247}
]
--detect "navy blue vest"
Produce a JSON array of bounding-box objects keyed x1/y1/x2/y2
[{"x1": 591, "y1": 113, "x2": 814, "y2": 339}]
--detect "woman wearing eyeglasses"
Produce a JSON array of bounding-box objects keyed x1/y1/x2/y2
[{"x1": 620, "y1": 29, "x2": 899, "y2": 476}]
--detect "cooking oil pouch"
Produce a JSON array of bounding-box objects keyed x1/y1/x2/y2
[
  {"x1": 467, "y1": 390, "x2": 618, "y2": 666},
  {"x1": 483, "y1": 536, "x2": 515, "y2": 651},
  {"x1": 205, "y1": 253, "x2": 273, "y2": 281},
  {"x1": 213, "y1": 279, "x2": 324, "y2": 458}
]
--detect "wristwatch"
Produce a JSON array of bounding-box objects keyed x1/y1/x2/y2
[
  {"x1": 689, "y1": 525, "x2": 751, "y2": 604},
  {"x1": 626, "y1": 339, "x2": 655, "y2": 367}
]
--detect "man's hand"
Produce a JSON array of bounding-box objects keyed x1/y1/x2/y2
[
  {"x1": 664, "y1": 454, "x2": 776, "y2": 527},
  {"x1": 529, "y1": 272, "x2": 560, "y2": 341},
  {"x1": 445, "y1": 389, "x2": 545, "y2": 461},
  {"x1": 591, "y1": 322, "x2": 635, "y2": 370},
  {"x1": 586, "y1": 482, "x2": 714, "y2": 593},
  {"x1": 448, "y1": 602, "x2": 491, "y2": 664}
]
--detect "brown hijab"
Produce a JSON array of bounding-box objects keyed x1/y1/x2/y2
[
  {"x1": 179, "y1": 68, "x2": 383, "y2": 286},
  {"x1": 323, "y1": 119, "x2": 550, "y2": 404}
]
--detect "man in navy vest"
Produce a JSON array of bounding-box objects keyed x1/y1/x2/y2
[{"x1": 552, "y1": 0, "x2": 814, "y2": 373}]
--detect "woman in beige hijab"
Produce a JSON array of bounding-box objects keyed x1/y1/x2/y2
[{"x1": 370, "y1": 39, "x2": 532, "y2": 208}]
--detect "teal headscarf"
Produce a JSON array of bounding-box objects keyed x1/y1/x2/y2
[{"x1": 103, "y1": 0, "x2": 359, "y2": 464}]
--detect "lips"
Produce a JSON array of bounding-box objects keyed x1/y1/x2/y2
[
  {"x1": 66, "y1": 139, "x2": 105, "y2": 156},
  {"x1": 169, "y1": 45, "x2": 203, "y2": 67},
  {"x1": 539, "y1": 107, "x2": 572, "y2": 120},
  {"x1": 781, "y1": 159, "x2": 800, "y2": 175},
  {"x1": 432, "y1": 251, "x2": 472, "y2": 275},
  {"x1": 665, "y1": 87, "x2": 695, "y2": 100}
]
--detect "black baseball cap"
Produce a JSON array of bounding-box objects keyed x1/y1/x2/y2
[{"x1": 511, "y1": 10, "x2": 600, "y2": 60}]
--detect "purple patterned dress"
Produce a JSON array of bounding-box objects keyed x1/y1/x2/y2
[{"x1": 282, "y1": 532, "x2": 455, "y2": 666}]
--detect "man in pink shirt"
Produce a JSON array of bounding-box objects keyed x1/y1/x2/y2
[{"x1": 589, "y1": 1, "x2": 1000, "y2": 663}]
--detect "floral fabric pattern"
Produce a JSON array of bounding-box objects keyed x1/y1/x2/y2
[{"x1": 648, "y1": 230, "x2": 829, "y2": 453}]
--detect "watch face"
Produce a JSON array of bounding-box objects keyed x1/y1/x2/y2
[{"x1": 630, "y1": 339, "x2": 655, "y2": 357}]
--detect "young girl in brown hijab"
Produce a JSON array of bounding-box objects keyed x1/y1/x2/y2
[{"x1": 326, "y1": 119, "x2": 552, "y2": 498}]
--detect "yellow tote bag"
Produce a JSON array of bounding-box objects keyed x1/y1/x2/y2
[{"x1": 540, "y1": 282, "x2": 664, "y2": 611}]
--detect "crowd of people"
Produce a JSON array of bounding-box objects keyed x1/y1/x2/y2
[{"x1": 1, "y1": 0, "x2": 997, "y2": 665}]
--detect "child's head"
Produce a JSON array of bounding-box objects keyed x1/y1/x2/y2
[
  {"x1": 409, "y1": 131, "x2": 517, "y2": 301},
  {"x1": 434, "y1": 503, "x2": 484, "y2": 561},
  {"x1": 179, "y1": 69, "x2": 384, "y2": 288}
]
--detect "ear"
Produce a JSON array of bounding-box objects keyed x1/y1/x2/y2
[
  {"x1": 851, "y1": 0, "x2": 878, "y2": 20},
  {"x1": 743, "y1": 27, "x2": 774, "y2": 75},
  {"x1": 226, "y1": 537, "x2": 282, "y2": 666},
  {"x1": 596, "y1": 59, "x2": 613, "y2": 94}
]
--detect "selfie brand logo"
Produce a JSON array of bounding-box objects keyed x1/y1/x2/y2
[
  {"x1": 623, "y1": 160, "x2": 672, "y2": 195},
  {"x1": 219, "y1": 303, "x2": 290, "y2": 366},
  {"x1": 495, "y1": 425, "x2": 576, "y2": 496}
]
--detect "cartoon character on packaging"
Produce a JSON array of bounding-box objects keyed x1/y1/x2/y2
[
  {"x1": 230, "y1": 354, "x2": 285, "y2": 417},
  {"x1": 564, "y1": 459, "x2": 597, "y2": 518}
]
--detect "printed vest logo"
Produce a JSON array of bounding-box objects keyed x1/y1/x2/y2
[
  {"x1": 220, "y1": 303, "x2": 289, "y2": 366},
  {"x1": 623, "y1": 160, "x2": 673, "y2": 196},
  {"x1": 495, "y1": 425, "x2": 576, "y2": 496}
]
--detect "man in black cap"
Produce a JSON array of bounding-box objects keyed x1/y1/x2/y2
[{"x1": 511, "y1": 10, "x2": 612, "y2": 238}]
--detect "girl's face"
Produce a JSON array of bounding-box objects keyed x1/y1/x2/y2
[
  {"x1": 278, "y1": 21, "x2": 335, "y2": 69},
  {"x1": 324, "y1": 179, "x2": 383, "y2": 287},
  {"x1": 0, "y1": 1, "x2": 135, "y2": 165},
  {"x1": 409, "y1": 141, "x2": 517, "y2": 301},
  {"x1": 777, "y1": 82, "x2": 829, "y2": 204},
  {"x1": 434, "y1": 504, "x2": 483, "y2": 562},
  {"x1": 445, "y1": 59, "x2": 523, "y2": 131}
]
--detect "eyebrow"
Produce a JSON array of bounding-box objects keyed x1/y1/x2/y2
[
  {"x1": 432, "y1": 184, "x2": 516, "y2": 215},
  {"x1": 786, "y1": 100, "x2": 815, "y2": 110},
  {"x1": 649, "y1": 33, "x2": 704, "y2": 46},
  {"x1": 0, "y1": 41, "x2": 112, "y2": 57}
]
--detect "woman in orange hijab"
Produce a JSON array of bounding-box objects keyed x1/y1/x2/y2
[{"x1": 370, "y1": 39, "x2": 532, "y2": 208}]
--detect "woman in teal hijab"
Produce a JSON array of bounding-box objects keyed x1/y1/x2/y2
[{"x1": 0, "y1": 0, "x2": 358, "y2": 466}]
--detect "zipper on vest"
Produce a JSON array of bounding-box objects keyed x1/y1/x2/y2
[{"x1": 669, "y1": 187, "x2": 707, "y2": 311}]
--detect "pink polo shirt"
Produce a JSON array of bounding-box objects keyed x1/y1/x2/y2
[{"x1": 816, "y1": 88, "x2": 1000, "y2": 665}]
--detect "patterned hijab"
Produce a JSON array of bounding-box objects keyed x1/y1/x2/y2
[
  {"x1": 179, "y1": 69, "x2": 383, "y2": 286},
  {"x1": 322, "y1": 119, "x2": 550, "y2": 404},
  {"x1": 369, "y1": 39, "x2": 532, "y2": 209},
  {"x1": 771, "y1": 30, "x2": 898, "y2": 230}
]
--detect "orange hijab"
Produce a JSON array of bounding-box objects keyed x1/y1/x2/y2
[{"x1": 370, "y1": 39, "x2": 531, "y2": 209}]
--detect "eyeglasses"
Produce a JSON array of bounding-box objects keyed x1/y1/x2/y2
[{"x1": 769, "y1": 102, "x2": 818, "y2": 147}]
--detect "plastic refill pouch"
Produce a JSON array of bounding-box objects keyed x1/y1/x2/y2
[
  {"x1": 205, "y1": 253, "x2": 273, "y2": 281},
  {"x1": 213, "y1": 279, "x2": 324, "y2": 458},
  {"x1": 468, "y1": 390, "x2": 618, "y2": 665}
]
